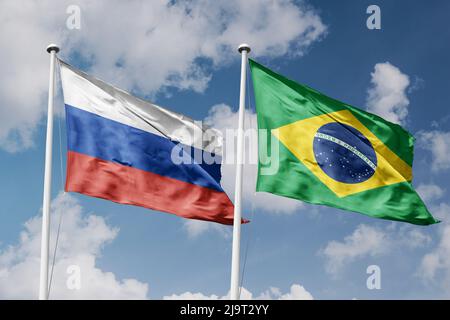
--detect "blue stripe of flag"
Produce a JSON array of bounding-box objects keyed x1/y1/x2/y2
[{"x1": 65, "y1": 104, "x2": 223, "y2": 192}]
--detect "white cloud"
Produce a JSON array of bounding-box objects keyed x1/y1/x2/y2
[
  {"x1": 418, "y1": 203, "x2": 450, "y2": 294},
  {"x1": 258, "y1": 284, "x2": 313, "y2": 300},
  {"x1": 163, "y1": 283, "x2": 313, "y2": 300},
  {"x1": 416, "y1": 184, "x2": 445, "y2": 203},
  {"x1": 164, "y1": 291, "x2": 221, "y2": 300},
  {"x1": 429, "y1": 202, "x2": 450, "y2": 223},
  {"x1": 366, "y1": 62, "x2": 411, "y2": 124},
  {"x1": 183, "y1": 219, "x2": 230, "y2": 239},
  {"x1": 0, "y1": 193, "x2": 148, "y2": 299},
  {"x1": 0, "y1": 1, "x2": 67, "y2": 152},
  {"x1": 417, "y1": 130, "x2": 450, "y2": 172},
  {"x1": 419, "y1": 224, "x2": 450, "y2": 291},
  {"x1": 321, "y1": 224, "x2": 431, "y2": 276},
  {"x1": 0, "y1": 0, "x2": 326, "y2": 152},
  {"x1": 321, "y1": 225, "x2": 387, "y2": 275}
]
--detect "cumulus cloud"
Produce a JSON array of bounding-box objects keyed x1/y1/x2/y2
[
  {"x1": 321, "y1": 224, "x2": 431, "y2": 276},
  {"x1": 417, "y1": 130, "x2": 450, "y2": 172},
  {"x1": 163, "y1": 283, "x2": 313, "y2": 300},
  {"x1": 366, "y1": 62, "x2": 411, "y2": 124},
  {"x1": 183, "y1": 219, "x2": 230, "y2": 239},
  {"x1": 0, "y1": 0, "x2": 326, "y2": 152},
  {"x1": 418, "y1": 203, "x2": 450, "y2": 294},
  {"x1": 257, "y1": 284, "x2": 313, "y2": 300},
  {"x1": 0, "y1": 1, "x2": 67, "y2": 152},
  {"x1": 419, "y1": 227, "x2": 450, "y2": 293},
  {"x1": 416, "y1": 184, "x2": 445, "y2": 203},
  {"x1": 0, "y1": 193, "x2": 148, "y2": 299},
  {"x1": 321, "y1": 224, "x2": 387, "y2": 275}
]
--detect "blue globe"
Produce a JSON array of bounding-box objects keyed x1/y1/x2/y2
[{"x1": 313, "y1": 122, "x2": 377, "y2": 184}]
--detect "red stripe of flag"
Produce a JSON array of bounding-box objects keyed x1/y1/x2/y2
[{"x1": 65, "y1": 151, "x2": 236, "y2": 225}]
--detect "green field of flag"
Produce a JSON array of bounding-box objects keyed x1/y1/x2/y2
[{"x1": 250, "y1": 59, "x2": 438, "y2": 225}]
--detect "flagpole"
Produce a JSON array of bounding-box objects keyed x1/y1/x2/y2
[
  {"x1": 230, "y1": 43, "x2": 251, "y2": 300},
  {"x1": 39, "y1": 44, "x2": 59, "y2": 300}
]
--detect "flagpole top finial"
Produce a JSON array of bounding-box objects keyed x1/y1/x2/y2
[
  {"x1": 238, "y1": 43, "x2": 251, "y2": 54},
  {"x1": 46, "y1": 44, "x2": 60, "y2": 54}
]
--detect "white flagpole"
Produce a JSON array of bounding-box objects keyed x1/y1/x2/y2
[
  {"x1": 230, "y1": 43, "x2": 251, "y2": 300},
  {"x1": 39, "y1": 44, "x2": 59, "y2": 300}
]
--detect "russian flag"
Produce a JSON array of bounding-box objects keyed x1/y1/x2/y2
[{"x1": 59, "y1": 60, "x2": 235, "y2": 225}]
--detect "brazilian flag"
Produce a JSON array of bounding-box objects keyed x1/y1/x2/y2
[{"x1": 249, "y1": 59, "x2": 437, "y2": 225}]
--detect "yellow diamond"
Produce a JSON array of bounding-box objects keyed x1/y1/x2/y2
[{"x1": 272, "y1": 110, "x2": 412, "y2": 198}]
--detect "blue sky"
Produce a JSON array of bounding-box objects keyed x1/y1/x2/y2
[{"x1": 0, "y1": 0, "x2": 450, "y2": 299}]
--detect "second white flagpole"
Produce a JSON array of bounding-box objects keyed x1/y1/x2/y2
[
  {"x1": 230, "y1": 43, "x2": 251, "y2": 300},
  {"x1": 39, "y1": 44, "x2": 59, "y2": 300}
]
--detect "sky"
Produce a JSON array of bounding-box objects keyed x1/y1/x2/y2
[{"x1": 0, "y1": 0, "x2": 450, "y2": 299}]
